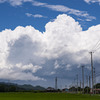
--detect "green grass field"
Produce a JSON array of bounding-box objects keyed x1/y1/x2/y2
[{"x1": 0, "y1": 92, "x2": 100, "y2": 100}]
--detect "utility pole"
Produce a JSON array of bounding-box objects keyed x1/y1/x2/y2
[
  {"x1": 80, "y1": 80, "x2": 81, "y2": 93},
  {"x1": 86, "y1": 75, "x2": 88, "y2": 94},
  {"x1": 74, "y1": 78, "x2": 76, "y2": 93},
  {"x1": 76, "y1": 74, "x2": 78, "y2": 93},
  {"x1": 71, "y1": 81, "x2": 74, "y2": 93},
  {"x1": 90, "y1": 52, "x2": 94, "y2": 94},
  {"x1": 60, "y1": 85, "x2": 62, "y2": 90},
  {"x1": 94, "y1": 68, "x2": 96, "y2": 94},
  {"x1": 55, "y1": 77, "x2": 57, "y2": 90},
  {"x1": 82, "y1": 66, "x2": 84, "y2": 94},
  {"x1": 65, "y1": 85, "x2": 67, "y2": 88},
  {"x1": 89, "y1": 76, "x2": 91, "y2": 89}
]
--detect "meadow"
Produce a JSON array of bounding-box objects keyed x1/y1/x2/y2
[{"x1": 0, "y1": 92, "x2": 100, "y2": 100}]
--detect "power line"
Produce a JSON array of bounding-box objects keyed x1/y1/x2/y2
[
  {"x1": 93, "y1": 46, "x2": 100, "y2": 52},
  {"x1": 95, "y1": 73, "x2": 100, "y2": 76},
  {"x1": 92, "y1": 40, "x2": 100, "y2": 52}
]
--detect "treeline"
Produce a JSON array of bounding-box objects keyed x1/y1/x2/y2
[
  {"x1": 94, "y1": 83, "x2": 100, "y2": 89},
  {"x1": 69, "y1": 86, "x2": 90, "y2": 93},
  {"x1": 0, "y1": 82, "x2": 45, "y2": 92},
  {"x1": 69, "y1": 83, "x2": 100, "y2": 94}
]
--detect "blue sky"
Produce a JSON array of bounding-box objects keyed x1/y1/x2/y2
[
  {"x1": 0, "y1": 0, "x2": 100, "y2": 88},
  {"x1": 0, "y1": 0, "x2": 100, "y2": 32}
]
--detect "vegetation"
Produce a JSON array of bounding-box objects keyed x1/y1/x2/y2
[
  {"x1": 0, "y1": 93, "x2": 100, "y2": 100},
  {"x1": 0, "y1": 82, "x2": 100, "y2": 100},
  {"x1": 0, "y1": 82, "x2": 45, "y2": 92},
  {"x1": 94, "y1": 83, "x2": 100, "y2": 89}
]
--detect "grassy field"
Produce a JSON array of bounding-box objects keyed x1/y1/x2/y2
[{"x1": 0, "y1": 92, "x2": 100, "y2": 100}]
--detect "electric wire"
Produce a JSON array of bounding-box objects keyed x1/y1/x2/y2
[{"x1": 91, "y1": 40, "x2": 100, "y2": 52}]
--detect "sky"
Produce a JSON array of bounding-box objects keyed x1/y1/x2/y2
[{"x1": 0, "y1": 0, "x2": 100, "y2": 88}]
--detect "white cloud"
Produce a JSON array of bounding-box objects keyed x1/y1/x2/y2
[
  {"x1": 32, "y1": 1, "x2": 96, "y2": 21},
  {"x1": 84, "y1": 0, "x2": 100, "y2": 4},
  {"x1": 25, "y1": 13, "x2": 32, "y2": 17},
  {"x1": 84, "y1": 0, "x2": 92, "y2": 3},
  {"x1": 54, "y1": 60, "x2": 60, "y2": 69},
  {"x1": 50, "y1": 71, "x2": 55, "y2": 75},
  {"x1": 33, "y1": 14, "x2": 46, "y2": 18},
  {"x1": 0, "y1": 0, "x2": 96, "y2": 21},
  {"x1": 0, "y1": 0, "x2": 6, "y2": 3},
  {"x1": 32, "y1": 0, "x2": 46, "y2": 6},
  {"x1": 0, "y1": 0, "x2": 33, "y2": 6},
  {"x1": 0, "y1": 25, "x2": 44, "y2": 81},
  {"x1": 0, "y1": 14, "x2": 100, "y2": 81},
  {"x1": 26, "y1": 13, "x2": 47, "y2": 18},
  {"x1": 66, "y1": 64, "x2": 72, "y2": 70},
  {"x1": 16, "y1": 63, "x2": 42, "y2": 73},
  {"x1": 0, "y1": 68, "x2": 44, "y2": 81}
]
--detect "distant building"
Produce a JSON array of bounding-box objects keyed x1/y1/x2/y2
[
  {"x1": 46, "y1": 87, "x2": 55, "y2": 91},
  {"x1": 62, "y1": 88, "x2": 69, "y2": 92},
  {"x1": 94, "y1": 89, "x2": 100, "y2": 94},
  {"x1": 90, "y1": 88, "x2": 100, "y2": 94}
]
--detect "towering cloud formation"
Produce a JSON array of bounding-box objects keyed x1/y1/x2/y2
[{"x1": 0, "y1": 14, "x2": 100, "y2": 82}]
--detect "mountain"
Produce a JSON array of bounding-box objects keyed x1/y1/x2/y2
[
  {"x1": 33, "y1": 85, "x2": 45, "y2": 90},
  {"x1": 0, "y1": 82, "x2": 45, "y2": 92},
  {"x1": 18, "y1": 84, "x2": 34, "y2": 90}
]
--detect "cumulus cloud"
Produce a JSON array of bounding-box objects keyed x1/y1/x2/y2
[
  {"x1": 26, "y1": 13, "x2": 47, "y2": 18},
  {"x1": 0, "y1": 0, "x2": 96, "y2": 21},
  {"x1": 0, "y1": 14, "x2": 100, "y2": 83},
  {"x1": 0, "y1": 68, "x2": 44, "y2": 81},
  {"x1": 0, "y1": 26, "x2": 44, "y2": 81}
]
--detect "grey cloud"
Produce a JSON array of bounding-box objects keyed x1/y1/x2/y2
[{"x1": 8, "y1": 35, "x2": 41, "y2": 65}]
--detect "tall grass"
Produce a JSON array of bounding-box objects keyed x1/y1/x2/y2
[{"x1": 0, "y1": 92, "x2": 100, "y2": 100}]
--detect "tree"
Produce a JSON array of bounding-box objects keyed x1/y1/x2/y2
[
  {"x1": 9, "y1": 85, "x2": 16, "y2": 92},
  {"x1": 0, "y1": 84, "x2": 5, "y2": 92},
  {"x1": 94, "y1": 83, "x2": 100, "y2": 89},
  {"x1": 69, "y1": 86, "x2": 76, "y2": 92},
  {"x1": 84, "y1": 86, "x2": 90, "y2": 94}
]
